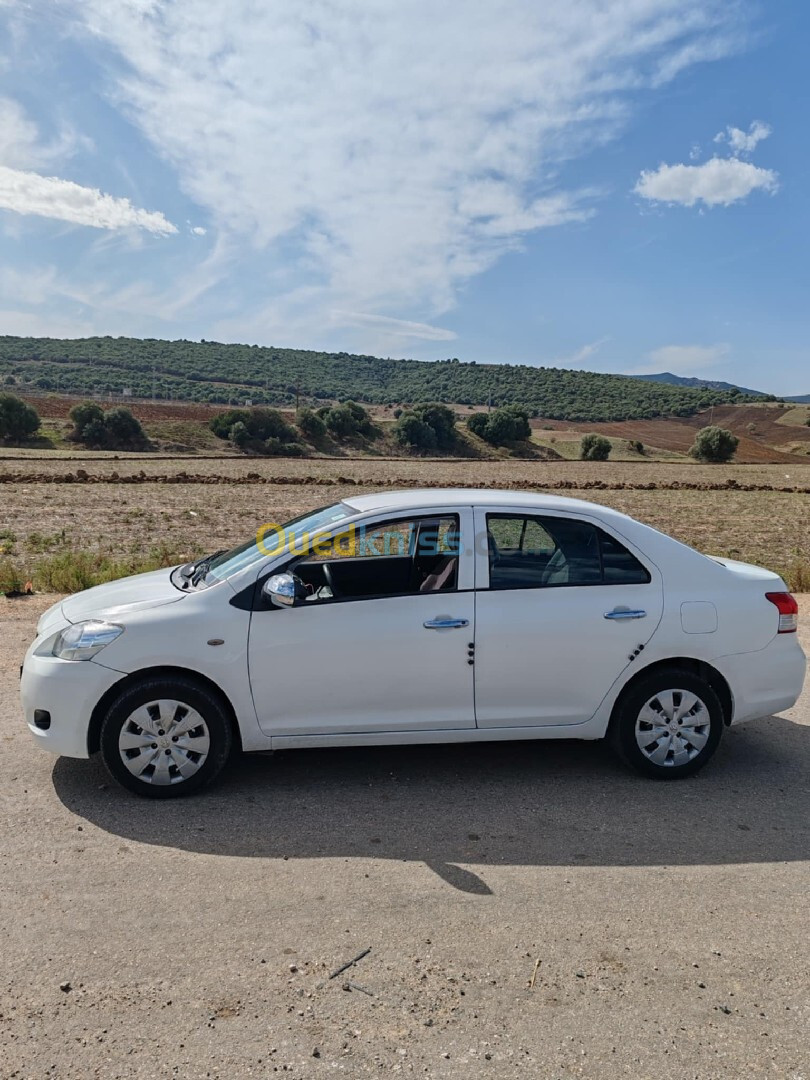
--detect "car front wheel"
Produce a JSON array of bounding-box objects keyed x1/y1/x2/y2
[
  {"x1": 99, "y1": 676, "x2": 233, "y2": 798},
  {"x1": 610, "y1": 668, "x2": 724, "y2": 779}
]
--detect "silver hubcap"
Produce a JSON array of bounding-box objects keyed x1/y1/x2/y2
[
  {"x1": 118, "y1": 699, "x2": 210, "y2": 785},
  {"x1": 635, "y1": 688, "x2": 710, "y2": 768}
]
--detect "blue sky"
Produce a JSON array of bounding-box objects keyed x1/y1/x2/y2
[{"x1": 0, "y1": 1, "x2": 807, "y2": 393}]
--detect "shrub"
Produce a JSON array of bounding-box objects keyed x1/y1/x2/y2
[
  {"x1": 392, "y1": 407, "x2": 403, "y2": 419},
  {"x1": 103, "y1": 407, "x2": 148, "y2": 449},
  {"x1": 486, "y1": 405, "x2": 531, "y2": 445},
  {"x1": 296, "y1": 407, "x2": 327, "y2": 442},
  {"x1": 394, "y1": 413, "x2": 437, "y2": 450},
  {"x1": 248, "y1": 408, "x2": 298, "y2": 443},
  {"x1": 0, "y1": 393, "x2": 40, "y2": 442},
  {"x1": 210, "y1": 408, "x2": 251, "y2": 439},
  {"x1": 630, "y1": 439, "x2": 645, "y2": 455},
  {"x1": 466, "y1": 412, "x2": 489, "y2": 438},
  {"x1": 689, "y1": 425, "x2": 739, "y2": 463},
  {"x1": 409, "y1": 403, "x2": 457, "y2": 448},
  {"x1": 68, "y1": 402, "x2": 147, "y2": 450},
  {"x1": 68, "y1": 401, "x2": 105, "y2": 438},
  {"x1": 466, "y1": 405, "x2": 531, "y2": 446},
  {"x1": 323, "y1": 400, "x2": 374, "y2": 440},
  {"x1": 228, "y1": 420, "x2": 251, "y2": 449},
  {"x1": 580, "y1": 433, "x2": 611, "y2": 461}
]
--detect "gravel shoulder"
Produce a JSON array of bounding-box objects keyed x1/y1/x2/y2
[{"x1": 1, "y1": 595, "x2": 808, "y2": 1079}]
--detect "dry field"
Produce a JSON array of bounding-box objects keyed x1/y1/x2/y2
[{"x1": 1, "y1": 456, "x2": 809, "y2": 591}]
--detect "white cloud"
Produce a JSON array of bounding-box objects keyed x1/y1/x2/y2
[
  {"x1": 0, "y1": 165, "x2": 178, "y2": 234},
  {"x1": 714, "y1": 120, "x2": 771, "y2": 155},
  {"x1": 0, "y1": 96, "x2": 42, "y2": 168},
  {"x1": 634, "y1": 157, "x2": 778, "y2": 208},
  {"x1": 65, "y1": 0, "x2": 743, "y2": 337},
  {"x1": 190, "y1": 224, "x2": 207, "y2": 236},
  {"x1": 331, "y1": 311, "x2": 456, "y2": 342},
  {"x1": 635, "y1": 343, "x2": 730, "y2": 375},
  {"x1": 554, "y1": 337, "x2": 610, "y2": 368}
]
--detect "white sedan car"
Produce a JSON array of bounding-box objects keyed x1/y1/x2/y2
[{"x1": 21, "y1": 489, "x2": 805, "y2": 797}]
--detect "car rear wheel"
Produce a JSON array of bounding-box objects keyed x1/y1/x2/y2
[
  {"x1": 99, "y1": 676, "x2": 233, "y2": 798},
  {"x1": 610, "y1": 668, "x2": 723, "y2": 779}
]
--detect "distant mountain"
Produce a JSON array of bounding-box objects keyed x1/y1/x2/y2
[
  {"x1": 630, "y1": 371, "x2": 809, "y2": 403},
  {"x1": 629, "y1": 372, "x2": 768, "y2": 396}
]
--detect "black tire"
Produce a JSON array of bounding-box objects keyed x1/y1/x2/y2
[
  {"x1": 99, "y1": 676, "x2": 233, "y2": 798},
  {"x1": 609, "y1": 667, "x2": 724, "y2": 780}
]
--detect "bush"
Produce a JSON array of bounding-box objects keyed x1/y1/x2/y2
[
  {"x1": 323, "y1": 400, "x2": 374, "y2": 440},
  {"x1": 394, "y1": 413, "x2": 438, "y2": 450},
  {"x1": 409, "y1": 403, "x2": 457, "y2": 448},
  {"x1": 580, "y1": 433, "x2": 612, "y2": 461},
  {"x1": 0, "y1": 393, "x2": 40, "y2": 442},
  {"x1": 689, "y1": 425, "x2": 739, "y2": 463},
  {"x1": 68, "y1": 401, "x2": 147, "y2": 450},
  {"x1": 103, "y1": 407, "x2": 148, "y2": 449},
  {"x1": 466, "y1": 405, "x2": 530, "y2": 446},
  {"x1": 466, "y1": 412, "x2": 489, "y2": 438},
  {"x1": 228, "y1": 420, "x2": 251, "y2": 449},
  {"x1": 210, "y1": 408, "x2": 250, "y2": 439},
  {"x1": 630, "y1": 439, "x2": 645, "y2": 455},
  {"x1": 395, "y1": 402, "x2": 456, "y2": 450},
  {"x1": 211, "y1": 406, "x2": 298, "y2": 451},
  {"x1": 296, "y1": 407, "x2": 327, "y2": 442}
]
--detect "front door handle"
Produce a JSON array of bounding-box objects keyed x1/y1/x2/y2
[
  {"x1": 423, "y1": 617, "x2": 470, "y2": 630},
  {"x1": 604, "y1": 609, "x2": 647, "y2": 620}
]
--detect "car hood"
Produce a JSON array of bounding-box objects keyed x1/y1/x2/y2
[{"x1": 60, "y1": 567, "x2": 184, "y2": 624}]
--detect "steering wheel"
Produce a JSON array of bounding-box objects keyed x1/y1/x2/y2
[{"x1": 322, "y1": 561, "x2": 339, "y2": 597}]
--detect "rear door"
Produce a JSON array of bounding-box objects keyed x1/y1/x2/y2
[{"x1": 473, "y1": 506, "x2": 664, "y2": 728}]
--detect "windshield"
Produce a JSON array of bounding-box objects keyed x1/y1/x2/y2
[{"x1": 203, "y1": 502, "x2": 353, "y2": 584}]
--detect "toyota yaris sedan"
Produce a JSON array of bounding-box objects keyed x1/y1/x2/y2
[{"x1": 21, "y1": 489, "x2": 805, "y2": 797}]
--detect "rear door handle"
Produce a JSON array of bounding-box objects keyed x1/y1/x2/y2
[
  {"x1": 604, "y1": 609, "x2": 647, "y2": 620},
  {"x1": 423, "y1": 617, "x2": 469, "y2": 630}
]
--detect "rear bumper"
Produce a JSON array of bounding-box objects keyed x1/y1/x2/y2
[
  {"x1": 21, "y1": 646, "x2": 125, "y2": 759},
  {"x1": 714, "y1": 635, "x2": 807, "y2": 725}
]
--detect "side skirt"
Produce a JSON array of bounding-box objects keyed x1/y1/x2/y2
[{"x1": 268, "y1": 719, "x2": 606, "y2": 751}]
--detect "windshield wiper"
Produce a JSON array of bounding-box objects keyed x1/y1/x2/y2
[{"x1": 190, "y1": 550, "x2": 227, "y2": 587}]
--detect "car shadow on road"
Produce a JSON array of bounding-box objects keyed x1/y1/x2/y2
[{"x1": 53, "y1": 716, "x2": 810, "y2": 895}]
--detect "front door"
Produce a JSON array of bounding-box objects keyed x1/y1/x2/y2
[
  {"x1": 248, "y1": 508, "x2": 476, "y2": 737},
  {"x1": 473, "y1": 507, "x2": 664, "y2": 728}
]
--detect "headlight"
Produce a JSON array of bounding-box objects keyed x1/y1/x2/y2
[{"x1": 52, "y1": 621, "x2": 124, "y2": 661}]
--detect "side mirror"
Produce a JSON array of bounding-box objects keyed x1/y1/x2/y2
[{"x1": 262, "y1": 572, "x2": 306, "y2": 608}]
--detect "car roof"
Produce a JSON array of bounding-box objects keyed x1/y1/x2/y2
[{"x1": 343, "y1": 487, "x2": 630, "y2": 521}]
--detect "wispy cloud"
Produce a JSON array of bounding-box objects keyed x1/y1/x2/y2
[
  {"x1": 331, "y1": 311, "x2": 456, "y2": 342},
  {"x1": 0, "y1": 164, "x2": 178, "y2": 234},
  {"x1": 634, "y1": 343, "x2": 730, "y2": 375},
  {"x1": 63, "y1": 0, "x2": 744, "y2": 339},
  {"x1": 554, "y1": 337, "x2": 610, "y2": 368}
]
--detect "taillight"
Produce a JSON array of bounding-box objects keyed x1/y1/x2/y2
[{"x1": 766, "y1": 592, "x2": 799, "y2": 633}]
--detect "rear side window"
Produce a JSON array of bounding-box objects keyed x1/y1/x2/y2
[{"x1": 486, "y1": 514, "x2": 650, "y2": 590}]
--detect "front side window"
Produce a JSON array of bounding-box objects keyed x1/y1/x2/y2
[
  {"x1": 289, "y1": 514, "x2": 460, "y2": 602},
  {"x1": 486, "y1": 514, "x2": 650, "y2": 590}
]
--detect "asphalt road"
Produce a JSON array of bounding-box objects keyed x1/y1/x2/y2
[{"x1": 1, "y1": 595, "x2": 808, "y2": 1079}]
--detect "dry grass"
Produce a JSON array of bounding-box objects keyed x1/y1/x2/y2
[{"x1": 1, "y1": 457, "x2": 808, "y2": 593}]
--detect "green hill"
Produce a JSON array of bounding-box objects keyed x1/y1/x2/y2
[{"x1": 0, "y1": 335, "x2": 755, "y2": 423}]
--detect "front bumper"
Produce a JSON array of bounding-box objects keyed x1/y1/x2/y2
[
  {"x1": 21, "y1": 643, "x2": 125, "y2": 759},
  {"x1": 714, "y1": 634, "x2": 807, "y2": 725}
]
